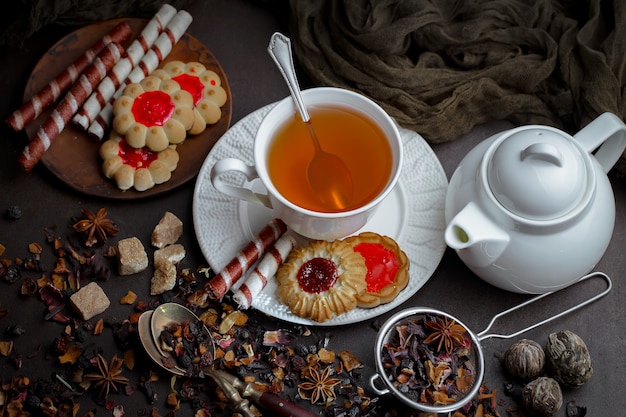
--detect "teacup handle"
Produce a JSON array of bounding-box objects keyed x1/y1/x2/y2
[
  {"x1": 210, "y1": 158, "x2": 272, "y2": 208},
  {"x1": 573, "y1": 112, "x2": 626, "y2": 173}
]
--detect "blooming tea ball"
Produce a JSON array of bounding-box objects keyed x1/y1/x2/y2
[
  {"x1": 522, "y1": 377, "x2": 563, "y2": 417},
  {"x1": 545, "y1": 330, "x2": 592, "y2": 388},
  {"x1": 504, "y1": 339, "x2": 545, "y2": 380}
]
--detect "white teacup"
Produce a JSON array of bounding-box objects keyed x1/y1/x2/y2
[{"x1": 210, "y1": 87, "x2": 403, "y2": 240}]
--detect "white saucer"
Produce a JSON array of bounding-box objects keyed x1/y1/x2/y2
[{"x1": 193, "y1": 103, "x2": 448, "y2": 326}]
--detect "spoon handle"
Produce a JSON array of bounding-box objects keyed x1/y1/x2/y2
[
  {"x1": 257, "y1": 392, "x2": 318, "y2": 417},
  {"x1": 267, "y1": 32, "x2": 311, "y2": 122}
]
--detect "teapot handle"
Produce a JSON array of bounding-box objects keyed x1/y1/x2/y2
[{"x1": 573, "y1": 112, "x2": 626, "y2": 173}]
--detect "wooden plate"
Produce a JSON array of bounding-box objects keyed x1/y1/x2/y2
[{"x1": 23, "y1": 18, "x2": 232, "y2": 199}]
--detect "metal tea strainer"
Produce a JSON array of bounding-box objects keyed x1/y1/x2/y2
[{"x1": 370, "y1": 271, "x2": 612, "y2": 414}]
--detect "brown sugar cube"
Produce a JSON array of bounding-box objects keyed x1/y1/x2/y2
[
  {"x1": 151, "y1": 211, "x2": 183, "y2": 248},
  {"x1": 154, "y1": 243, "x2": 186, "y2": 265},
  {"x1": 117, "y1": 237, "x2": 148, "y2": 275},
  {"x1": 150, "y1": 260, "x2": 177, "y2": 295},
  {"x1": 70, "y1": 282, "x2": 110, "y2": 320}
]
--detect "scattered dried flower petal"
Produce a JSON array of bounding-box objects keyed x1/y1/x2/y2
[
  {"x1": 338, "y1": 350, "x2": 363, "y2": 372},
  {"x1": 94, "y1": 318, "x2": 105, "y2": 335},
  {"x1": 120, "y1": 291, "x2": 137, "y2": 305},
  {"x1": 318, "y1": 348, "x2": 335, "y2": 364},
  {"x1": 0, "y1": 340, "x2": 14, "y2": 356},
  {"x1": 28, "y1": 242, "x2": 43, "y2": 254},
  {"x1": 218, "y1": 310, "x2": 248, "y2": 334},
  {"x1": 58, "y1": 345, "x2": 82, "y2": 364},
  {"x1": 20, "y1": 277, "x2": 38, "y2": 296},
  {"x1": 124, "y1": 349, "x2": 135, "y2": 370}
]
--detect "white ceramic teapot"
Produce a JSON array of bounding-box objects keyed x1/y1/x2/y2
[{"x1": 444, "y1": 112, "x2": 626, "y2": 293}]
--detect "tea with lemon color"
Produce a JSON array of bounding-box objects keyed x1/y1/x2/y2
[{"x1": 267, "y1": 105, "x2": 392, "y2": 213}]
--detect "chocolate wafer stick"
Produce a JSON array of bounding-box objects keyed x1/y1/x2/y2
[
  {"x1": 5, "y1": 21, "x2": 132, "y2": 132},
  {"x1": 188, "y1": 219, "x2": 288, "y2": 305},
  {"x1": 18, "y1": 42, "x2": 124, "y2": 171},
  {"x1": 233, "y1": 235, "x2": 296, "y2": 309},
  {"x1": 73, "y1": 4, "x2": 177, "y2": 130},
  {"x1": 88, "y1": 9, "x2": 193, "y2": 140}
]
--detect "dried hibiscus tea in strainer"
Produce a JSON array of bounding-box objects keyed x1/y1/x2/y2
[{"x1": 380, "y1": 313, "x2": 478, "y2": 407}]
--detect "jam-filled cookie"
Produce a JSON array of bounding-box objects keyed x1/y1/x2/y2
[
  {"x1": 112, "y1": 75, "x2": 195, "y2": 151},
  {"x1": 160, "y1": 60, "x2": 227, "y2": 135},
  {"x1": 100, "y1": 131, "x2": 179, "y2": 191},
  {"x1": 343, "y1": 232, "x2": 409, "y2": 308},
  {"x1": 276, "y1": 240, "x2": 367, "y2": 323}
]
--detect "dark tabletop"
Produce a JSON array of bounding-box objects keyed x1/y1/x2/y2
[{"x1": 1, "y1": 1, "x2": 624, "y2": 416}]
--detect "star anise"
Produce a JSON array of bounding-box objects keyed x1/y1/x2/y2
[
  {"x1": 423, "y1": 316, "x2": 467, "y2": 354},
  {"x1": 84, "y1": 354, "x2": 129, "y2": 398},
  {"x1": 73, "y1": 208, "x2": 119, "y2": 247},
  {"x1": 298, "y1": 366, "x2": 341, "y2": 404}
]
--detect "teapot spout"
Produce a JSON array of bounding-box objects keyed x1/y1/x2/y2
[{"x1": 445, "y1": 202, "x2": 510, "y2": 268}]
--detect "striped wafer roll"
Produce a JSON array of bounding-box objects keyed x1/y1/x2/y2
[
  {"x1": 188, "y1": 219, "x2": 288, "y2": 305},
  {"x1": 18, "y1": 42, "x2": 124, "y2": 171},
  {"x1": 6, "y1": 21, "x2": 132, "y2": 132},
  {"x1": 73, "y1": 4, "x2": 177, "y2": 130},
  {"x1": 233, "y1": 235, "x2": 296, "y2": 310},
  {"x1": 87, "y1": 10, "x2": 193, "y2": 140}
]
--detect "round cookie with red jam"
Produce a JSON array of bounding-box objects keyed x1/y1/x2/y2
[
  {"x1": 100, "y1": 131, "x2": 179, "y2": 192},
  {"x1": 343, "y1": 232, "x2": 409, "y2": 308},
  {"x1": 160, "y1": 60, "x2": 228, "y2": 135},
  {"x1": 112, "y1": 75, "x2": 195, "y2": 152},
  {"x1": 276, "y1": 240, "x2": 367, "y2": 323}
]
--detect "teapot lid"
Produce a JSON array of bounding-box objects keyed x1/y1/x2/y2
[{"x1": 486, "y1": 128, "x2": 589, "y2": 220}]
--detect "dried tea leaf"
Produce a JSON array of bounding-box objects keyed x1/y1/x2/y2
[
  {"x1": 166, "y1": 391, "x2": 180, "y2": 409},
  {"x1": 113, "y1": 405, "x2": 125, "y2": 417},
  {"x1": 39, "y1": 284, "x2": 71, "y2": 323},
  {"x1": 28, "y1": 242, "x2": 43, "y2": 254},
  {"x1": 94, "y1": 318, "x2": 104, "y2": 335},
  {"x1": 0, "y1": 340, "x2": 14, "y2": 356},
  {"x1": 124, "y1": 349, "x2": 135, "y2": 370},
  {"x1": 120, "y1": 291, "x2": 137, "y2": 305},
  {"x1": 338, "y1": 350, "x2": 363, "y2": 372},
  {"x1": 53, "y1": 258, "x2": 70, "y2": 274},
  {"x1": 218, "y1": 310, "x2": 248, "y2": 334},
  {"x1": 37, "y1": 275, "x2": 50, "y2": 288},
  {"x1": 6, "y1": 400, "x2": 26, "y2": 417},
  {"x1": 318, "y1": 348, "x2": 335, "y2": 364},
  {"x1": 263, "y1": 329, "x2": 296, "y2": 346},
  {"x1": 20, "y1": 277, "x2": 38, "y2": 296},
  {"x1": 51, "y1": 273, "x2": 65, "y2": 290},
  {"x1": 58, "y1": 345, "x2": 82, "y2": 364},
  {"x1": 87, "y1": 252, "x2": 111, "y2": 282},
  {"x1": 223, "y1": 350, "x2": 236, "y2": 368},
  {"x1": 198, "y1": 309, "x2": 218, "y2": 326}
]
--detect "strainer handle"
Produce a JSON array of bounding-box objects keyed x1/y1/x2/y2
[
  {"x1": 475, "y1": 271, "x2": 612, "y2": 341},
  {"x1": 369, "y1": 374, "x2": 391, "y2": 396}
]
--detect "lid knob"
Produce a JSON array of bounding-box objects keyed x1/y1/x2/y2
[{"x1": 487, "y1": 128, "x2": 588, "y2": 220}]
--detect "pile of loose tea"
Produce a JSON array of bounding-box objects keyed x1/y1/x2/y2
[
  {"x1": 158, "y1": 318, "x2": 214, "y2": 378},
  {"x1": 381, "y1": 314, "x2": 477, "y2": 406}
]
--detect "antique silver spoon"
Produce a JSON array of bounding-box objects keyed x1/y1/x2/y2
[{"x1": 268, "y1": 32, "x2": 353, "y2": 210}]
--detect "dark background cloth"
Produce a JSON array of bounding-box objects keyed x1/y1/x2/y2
[
  {"x1": 288, "y1": 0, "x2": 626, "y2": 174},
  {"x1": 0, "y1": 0, "x2": 192, "y2": 46}
]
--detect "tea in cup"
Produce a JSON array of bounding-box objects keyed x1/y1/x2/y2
[{"x1": 211, "y1": 87, "x2": 403, "y2": 240}]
